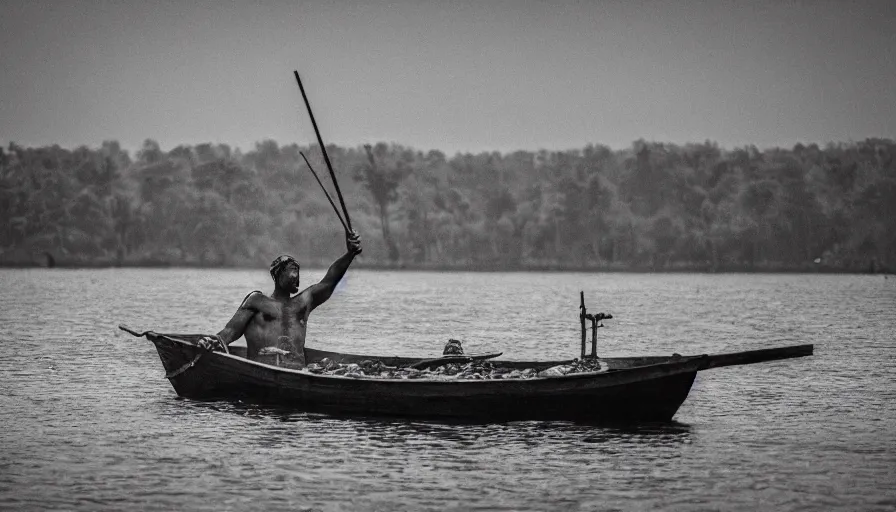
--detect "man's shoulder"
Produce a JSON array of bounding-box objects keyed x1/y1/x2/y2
[{"x1": 240, "y1": 290, "x2": 269, "y2": 308}]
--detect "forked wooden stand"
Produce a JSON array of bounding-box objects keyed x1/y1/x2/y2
[{"x1": 580, "y1": 291, "x2": 613, "y2": 359}]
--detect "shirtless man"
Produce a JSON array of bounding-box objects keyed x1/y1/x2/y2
[{"x1": 197, "y1": 231, "x2": 362, "y2": 367}]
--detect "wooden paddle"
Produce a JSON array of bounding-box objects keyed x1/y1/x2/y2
[{"x1": 408, "y1": 352, "x2": 504, "y2": 370}]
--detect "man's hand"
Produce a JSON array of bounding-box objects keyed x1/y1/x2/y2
[
  {"x1": 346, "y1": 230, "x2": 362, "y2": 255},
  {"x1": 198, "y1": 335, "x2": 223, "y2": 351}
]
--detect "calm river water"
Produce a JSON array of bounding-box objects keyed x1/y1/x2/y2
[{"x1": 0, "y1": 269, "x2": 894, "y2": 511}]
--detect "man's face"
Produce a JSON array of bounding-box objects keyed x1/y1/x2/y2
[{"x1": 277, "y1": 262, "x2": 300, "y2": 293}]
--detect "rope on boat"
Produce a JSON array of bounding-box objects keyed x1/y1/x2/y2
[
  {"x1": 118, "y1": 325, "x2": 215, "y2": 379},
  {"x1": 165, "y1": 353, "x2": 203, "y2": 379}
]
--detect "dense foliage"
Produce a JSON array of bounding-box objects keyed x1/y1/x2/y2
[{"x1": 1, "y1": 138, "x2": 893, "y2": 272}]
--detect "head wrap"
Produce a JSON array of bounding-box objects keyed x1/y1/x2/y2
[{"x1": 270, "y1": 254, "x2": 299, "y2": 281}]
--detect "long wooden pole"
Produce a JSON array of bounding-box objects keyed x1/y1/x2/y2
[
  {"x1": 293, "y1": 70, "x2": 353, "y2": 232},
  {"x1": 300, "y1": 151, "x2": 348, "y2": 233},
  {"x1": 704, "y1": 344, "x2": 814, "y2": 370}
]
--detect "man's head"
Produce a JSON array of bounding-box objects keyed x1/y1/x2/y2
[
  {"x1": 270, "y1": 254, "x2": 300, "y2": 293},
  {"x1": 443, "y1": 339, "x2": 464, "y2": 355}
]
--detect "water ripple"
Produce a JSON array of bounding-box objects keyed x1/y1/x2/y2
[{"x1": 1, "y1": 269, "x2": 894, "y2": 511}]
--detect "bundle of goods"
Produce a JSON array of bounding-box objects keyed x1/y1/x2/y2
[{"x1": 302, "y1": 357, "x2": 609, "y2": 380}]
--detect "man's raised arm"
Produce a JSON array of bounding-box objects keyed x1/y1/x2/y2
[{"x1": 309, "y1": 231, "x2": 362, "y2": 309}]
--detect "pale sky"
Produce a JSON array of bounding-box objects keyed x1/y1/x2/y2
[{"x1": 1, "y1": 0, "x2": 894, "y2": 155}]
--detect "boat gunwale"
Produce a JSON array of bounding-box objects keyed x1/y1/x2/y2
[{"x1": 146, "y1": 331, "x2": 710, "y2": 385}]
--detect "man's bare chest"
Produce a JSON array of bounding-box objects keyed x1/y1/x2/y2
[{"x1": 251, "y1": 298, "x2": 310, "y2": 326}]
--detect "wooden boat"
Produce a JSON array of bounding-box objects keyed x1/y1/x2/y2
[{"x1": 120, "y1": 325, "x2": 813, "y2": 422}]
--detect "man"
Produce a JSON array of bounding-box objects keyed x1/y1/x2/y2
[{"x1": 198, "y1": 231, "x2": 362, "y2": 368}]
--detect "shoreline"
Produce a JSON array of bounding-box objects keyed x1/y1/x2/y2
[{"x1": 0, "y1": 259, "x2": 889, "y2": 275}]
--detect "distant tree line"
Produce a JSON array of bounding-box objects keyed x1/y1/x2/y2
[{"x1": 1, "y1": 138, "x2": 893, "y2": 272}]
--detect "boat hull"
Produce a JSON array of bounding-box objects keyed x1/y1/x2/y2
[{"x1": 149, "y1": 333, "x2": 703, "y2": 422}]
